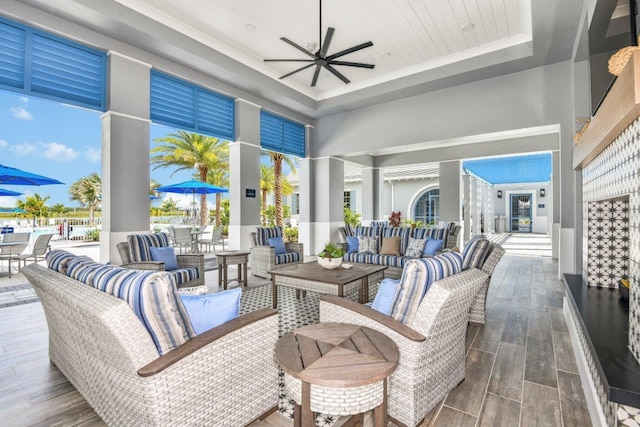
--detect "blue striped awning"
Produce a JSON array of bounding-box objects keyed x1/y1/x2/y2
[{"x1": 463, "y1": 153, "x2": 552, "y2": 184}]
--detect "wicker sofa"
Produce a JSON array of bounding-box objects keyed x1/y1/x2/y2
[
  {"x1": 319, "y1": 267, "x2": 490, "y2": 427},
  {"x1": 22, "y1": 261, "x2": 278, "y2": 426},
  {"x1": 338, "y1": 225, "x2": 457, "y2": 279}
]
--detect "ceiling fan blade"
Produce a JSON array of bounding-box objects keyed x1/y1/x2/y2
[
  {"x1": 279, "y1": 63, "x2": 315, "y2": 79},
  {"x1": 319, "y1": 27, "x2": 335, "y2": 58},
  {"x1": 311, "y1": 64, "x2": 322, "y2": 87},
  {"x1": 324, "y1": 64, "x2": 350, "y2": 84},
  {"x1": 326, "y1": 41, "x2": 374, "y2": 60},
  {"x1": 280, "y1": 37, "x2": 317, "y2": 59},
  {"x1": 264, "y1": 59, "x2": 315, "y2": 62},
  {"x1": 329, "y1": 60, "x2": 375, "y2": 69}
]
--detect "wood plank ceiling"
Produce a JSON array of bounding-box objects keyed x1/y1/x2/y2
[{"x1": 114, "y1": 0, "x2": 528, "y2": 99}]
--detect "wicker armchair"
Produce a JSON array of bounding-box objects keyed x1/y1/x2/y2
[
  {"x1": 319, "y1": 267, "x2": 489, "y2": 427},
  {"x1": 117, "y1": 233, "x2": 205, "y2": 292},
  {"x1": 468, "y1": 242, "x2": 505, "y2": 324},
  {"x1": 22, "y1": 263, "x2": 278, "y2": 426},
  {"x1": 249, "y1": 227, "x2": 303, "y2": 279}
]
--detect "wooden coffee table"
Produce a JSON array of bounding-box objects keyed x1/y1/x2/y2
[
  {"x1": 275, "y1": 322, "x2": 399, "y2": 427},
  {"x1": 268, "y1": 262, "x2": 386, "y2": 308}
]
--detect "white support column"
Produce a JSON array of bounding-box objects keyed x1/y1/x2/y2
[
  {"x1": 487, "y1": 185, "x2": 495, "y2": 234},
  {"x1": 470, "y1": 177, "x2": 479, "y2": 237},
  {"x1": 101, "y1": 52, "x2": 151, "y2": 264},
  {"x1": 228, "y1": 99, "x2": 261, "y2": 250},
  {"x1": 482, "y1": 183, "x2": 493, "y2": 234},
  {"x1": 361, "y1": 167, "x2": 382, "y2": 223},
  {"x1": 463, "y1": 174, "x2": 471, "y2": 242},
  {"x1": 303, "y1": 157, "x2": 344, "y2": 255}
]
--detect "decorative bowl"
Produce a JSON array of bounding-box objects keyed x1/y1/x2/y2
[{"x1": 318, "y1": 257, "x2": 343, "y2": 269}]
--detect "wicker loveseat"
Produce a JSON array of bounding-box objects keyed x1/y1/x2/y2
[
  {"x1": 117, "y1": 232, "x2": 205, "y2": 293},
  {"x1": 250, "y1": 226, "x2": 304, "y2": 279},
  {"x1": 319, "y1": 266, "x2": 490, "y2": 427},
  {"x1": 22, "y1": 259, "x2": 278, "y2": 426}
]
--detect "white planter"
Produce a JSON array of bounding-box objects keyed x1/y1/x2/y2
[{"x1": 318, "y1": 257, "x2": 343, "y2": 269}]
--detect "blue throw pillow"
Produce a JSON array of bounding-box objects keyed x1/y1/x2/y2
[
  {"x1": 346, "y1": 236, "x2": 359, "y2": 253},
  {"x1": 179, "y1": 288, "x2": 242, "y2": 335},
  {"x1": 267, "y1": 236, "x2": 287, "y2": 254},
  {"x1": 371, "y1": 278, "x2": 400, "y2": 315},
  {"x1": 423, "y1": 237, "x2": 443, "y2": 256},
  {"x1": 149, "y1": 246, "x2": 178, "y2": 270}
]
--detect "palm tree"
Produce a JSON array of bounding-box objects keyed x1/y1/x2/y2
[
  {"x1": 260, "y1": 164, "x2": 275, "y2": 226},
  {"x1": 50, "y1": 203, "x2": 66, "y2": 217},
  {"x1": 206, "y1": 168, "x2": 228, "y2": 226},
  {"x1": 17, "y1": 193, "x2": 50, "y2": 226},
  {"x1": 152, "y1": 131, "x2": 228, "y2": 227},
  {"x1": 69, "y1": 173, "x2": 101, "y2": 225},
  {"x1": 263, "y1": 151, "x2": 297, "y2": 227},
  {"x1": 150, "y1": 178, "x2": 161, "y2": 198}
]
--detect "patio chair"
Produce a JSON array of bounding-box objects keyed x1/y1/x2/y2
[
  {"x1": 168, "y1": 226, "x2": 193, "y2": 254},
  {"x1": 18, "y1": 233, "x2": 53, "y2": 269},
  {"x1": 201, "y1": 225, "x2": 224, "y2": 253},
  {"x1": 250, "y1": 226, "x2": 303, "y2": 279},
  {"x1": 0, "y1": 232, "x2": 30, "y2": 276},
  {"x1": 116, "y1": 232, "x2": 205, "y2": 292}
]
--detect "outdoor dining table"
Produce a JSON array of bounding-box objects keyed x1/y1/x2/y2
[
  {"x1": 0, "y1": 242, "x2": 25, "y2": 278},
  {"x1": 190, "y1": 230, "x2": 205, "y2": 253}
]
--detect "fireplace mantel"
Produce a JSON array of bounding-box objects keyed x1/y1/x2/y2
[{"x1": 574, "y1": 51, "x2": 640, "y2": 170}]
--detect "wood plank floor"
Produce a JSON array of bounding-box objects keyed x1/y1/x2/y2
[{"x1": 0, "y1": 252, "x2": 591, "y2": 426}]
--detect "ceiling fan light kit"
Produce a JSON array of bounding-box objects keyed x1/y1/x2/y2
[{"x1": 264, "y1": 0, "x2": 375, "y2": 87}]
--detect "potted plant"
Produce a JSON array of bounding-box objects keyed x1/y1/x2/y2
[
  {"x1": 317, "y1": 242, "x2": 345, "y2": 269},
  {"x1": 389, "y1": 211, "x2": 402, "y2": 227}
]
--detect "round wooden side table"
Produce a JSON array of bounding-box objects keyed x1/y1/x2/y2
[
  {"x1": 275, "y1": 322, "x2": 399, "y2": 427},
  {"x1": 216, "y1": 250, "x2": 250, "y2": 289}
]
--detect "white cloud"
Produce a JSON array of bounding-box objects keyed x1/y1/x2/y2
[
  {"x1": 85, "y1": 147, "x2": 101, "y2": 163},
  {"x1": 10, "y1": 107, "x2": 33, "y2": 120},
  {"x1": 10, "y1": 141, "x2": 78, "y2": 161},
  {"x1": 19, "y1": 97, "x2": 29, "y2": 104},
  {"x1": 0, "y1": 140, "x2": 7, "y2": 149},
  {"x1": 10, "y1": 142, "x2": 37, "y2": 156}
]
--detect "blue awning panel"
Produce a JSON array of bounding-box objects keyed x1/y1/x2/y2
[{"x1": 463, "y1": 153, "x2": 552, "y2": 184}]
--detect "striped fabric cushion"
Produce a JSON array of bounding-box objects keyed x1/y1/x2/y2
[
  {"x1": 167, "y1": 267, "x2": 199, "y2": 286},
  {"x1": 382, "y1": 227, "x2": 411, "y2": 255},
  {"x1": 256, "y1": 226, "x2": 282, "y2": 246},
  {"x1": 127, "y1": 233, "x2": 171, "y2": 262},
  {"x1": 46, "y1": 250, "x2": 84, "y2": 274},
  {"x1": 390, "y1": 252, "x2": 463, "y2": 325},
  {"x1": 275, "y1": 252, "x2": 300, "y2": 264},
  {"x1": 88, "y1": 266, "x2": 194, "y2": 355},
  {"x1": 343, "y1": 252, "x2": 407, "y2": 268},
  {"x1": 66, "y1": 258, "x2": 109, "y2": 282},
  {"x1": 344, "y1": 224, "x2": 355, "y2": 237},
  {"x1": 370, "y1": 220, "x2": 389, "y2": 228},
  {"x1": 413, "y1": 227, "x2": 450, "y2": 248},
  {"x1": 462, "y1": 236, "x2": 491, "y2": 270}
]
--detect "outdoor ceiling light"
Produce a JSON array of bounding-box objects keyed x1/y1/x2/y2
[
  {"x1": 540, "y1": 189, "x2": 545, "y2": 197},
  {"x1": 497, "y1": 190, "x2": 503, "y2": 198}
]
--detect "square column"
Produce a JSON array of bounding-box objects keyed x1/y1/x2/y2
[
  {"x1": 482, "y1": 183, "x2": 494, "y2": 234},
  {"x1": 101, "y1": 52, "x2": 151, "y2": 263},
  {"x1": 471, "y1": 177, "x2": 479, "y2": 237},
  {"x1": 439, "y1": 161, "x2": 460, "y2": 222},
  {"x1": 299, "y1": 157, "x2": 344, "y2": 255},
  {"x1": 361, "y1": 167, "x2": 384, "y2": 223},
  {"x1": 463, "y1": 174, "x2": 471, "y2": 242},
  {"x1": 228, "y1": 99, "x2": 261, "y2": 250}
]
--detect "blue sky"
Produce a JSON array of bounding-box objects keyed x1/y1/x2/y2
[{"x1": 0, "y1": 90, "x2": 226, "y2": 208}]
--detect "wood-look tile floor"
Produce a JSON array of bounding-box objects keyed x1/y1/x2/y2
[{"x1": 0, "y1": 252, "x2": 591, "y2": 426}]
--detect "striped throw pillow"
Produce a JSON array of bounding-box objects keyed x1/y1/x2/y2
[
  {"x1": 390, "y1": 252, "x2": 463, "y2": 325},
  {"x1": 95, "y1": 267, "x2": 194, "y2": 355},
  {"x1": 127, "y1": 233, "x2": 171, "y2": 262},
  {"x1": 256, "y1": 226, "x2": 282, "y2": 246},
  {"x1": 46, "y1": 250, "x2": 80, "y2": 274},
  {"x1": 462, "y1": 237, "x2": 491, "y2": 270}
]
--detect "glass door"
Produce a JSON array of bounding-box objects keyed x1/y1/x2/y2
[{"x1": 510, "y1": 194, "x2": 532, "y2": 233}]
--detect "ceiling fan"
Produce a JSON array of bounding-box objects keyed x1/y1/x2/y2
[{"x1": 264, "y1": 0, "x2": 375, "y2": 87}]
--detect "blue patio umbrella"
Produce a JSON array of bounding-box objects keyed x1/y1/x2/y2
[
  {"x1": 0, "y1": 164, "x2": 64, "y2": 186},
  {"x1": 0, "y1": 207, "x2": 26, "y2": 213},
  {"x1": 156, "y1": 180, "x2": 228, "y2": 225},
  {"x1": 0, "y1": 188, "x2": 23, "y2": 197}
]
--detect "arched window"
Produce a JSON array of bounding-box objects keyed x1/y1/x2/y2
[{"x1": 413, "y1": 188, "x2": 439, "y2": 225}]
